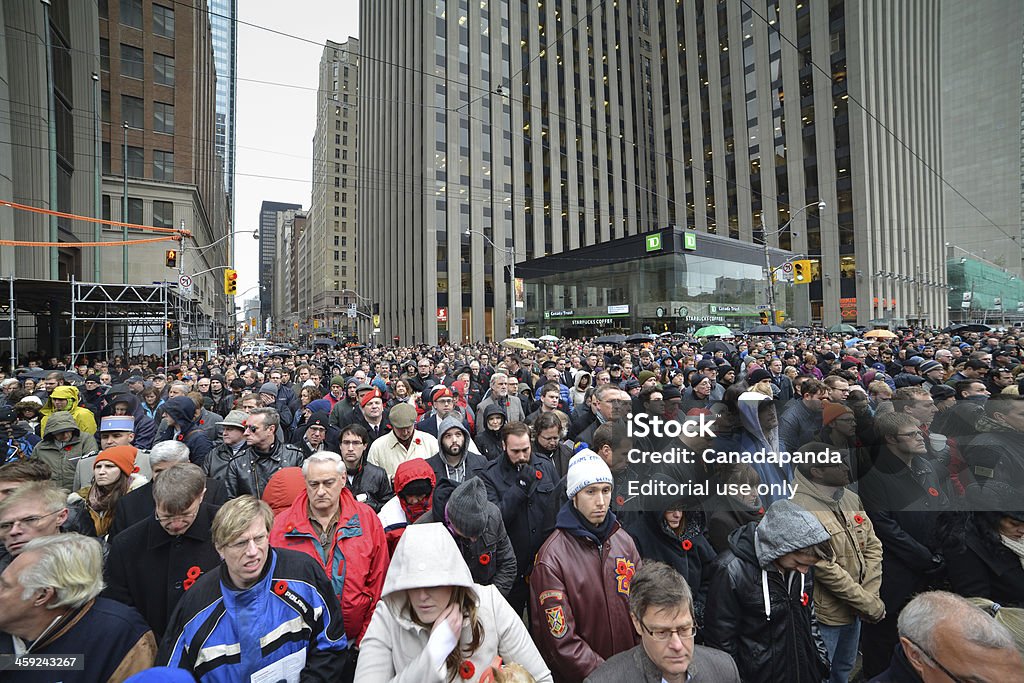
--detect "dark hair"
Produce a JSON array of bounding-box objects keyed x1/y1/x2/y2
[
  {"x1": 592, "y1": 420, "x2": 628, "y2": 453},
  {"x1": 955, "y1": 379, "x2": 986, "y2": 399},
  {"x1": 799, "y1": 378, "x2": 826, "y2": 398},
  {"x1": 340, "y1": 423, "x2": 368, "y2": 444},
  {"x1": 501, "y1": 421, "x2": 531, "y2": 445},
  {"x1": 984, "y1": 393, "x2": 1023, "y2": 417},
  {"x1": 0, "y1": 459, "x2": 53, "y2": 483},
  {"x1": 532, "y1": 412, "x2": 563, "y2": 437},
  {"x1": 539, "y1": 382, "x2": 561, "y2": 398}
]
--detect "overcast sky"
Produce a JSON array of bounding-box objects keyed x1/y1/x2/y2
[{"x1": 232, "y1": 1, "x2": 360, "y2": 308}]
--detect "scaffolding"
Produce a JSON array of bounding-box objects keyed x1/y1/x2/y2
[{"x1": 0, "y1": 276, "x2": 222, "y2": 371}]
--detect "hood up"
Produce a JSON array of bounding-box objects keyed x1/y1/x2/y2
[
  {"x1": 753, "y1": 499, "x2": 829, "y2": 569},
  {"x1": 42, "y1": 410, "x2": 80, "y2": 440}
]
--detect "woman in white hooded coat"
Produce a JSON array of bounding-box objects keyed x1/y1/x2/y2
[{"x1": 356, "y1": 522, "x2": 552, "y2": 683}]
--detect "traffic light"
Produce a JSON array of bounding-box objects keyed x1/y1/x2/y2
[
  {"x1": 223, "y1": 268, "x2": 238, "y2": 295},
  {"x1": 759, "y1": 311, "x2": 770, "y2": 324},
  {"x1": 165, "y1": 249, "x2": 177, "y2": 268},
  {"x1": 792, "y1": 260, "x2": 812, "y2": 284}
]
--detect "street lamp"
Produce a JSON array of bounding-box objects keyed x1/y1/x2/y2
[
  {"x1": 464, "y1": 228, "x2": 518, "y2": 330},
  {"x1": 759, "y1": 201, "x2": 825, "y2": 326}
]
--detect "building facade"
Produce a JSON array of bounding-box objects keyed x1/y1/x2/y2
[
  {"x1": 360, "y1": 0, "x2": 966, "y2": 339},
  {"x1": 271, "y1": 208, "x2": 306, "y2": 335},
  {"x1": 207, "y1": 0, "x2": 237, "y2": 214},
  {"x1": 258, "y1": 200, "x2": 301, "y2": 323},
  {"x1": 309, "y1": 38, "x2": 361, "y2": 338},
  {"x1": 99, "y1": 0, "x2": 231, "y2": 343}
]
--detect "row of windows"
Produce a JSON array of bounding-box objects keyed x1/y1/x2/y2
[
  {"x1": 102, "y1": 143, "x2": 173, "y2": 181},
  {"x1": 103, "y1": 91, "x2": 174, "y2": 136},
  {"x1": 101, "y1": 40, "x2": 175, "y2": 87},
  {"x1": 101, "y1": 194, "x2": 174, "y2": 228},
  {"x1": 103, "y1": 0, "x2": 174, "y2": 38}
]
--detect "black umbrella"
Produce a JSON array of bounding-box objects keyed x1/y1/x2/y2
[
  {"x1": 625, "y1": 333, "x2": 656, "y2": 344},
  {"x1": 267, "y1": 351, "x2": 290, "y2": 359},
  {"x1": 63, "y1": 372, "x2": 85, "y2": 384},
  {"x1": 701, "y1": 340, "x2": 736, "y2": 354},
  {"x1": 943, "y1": 323, "x2": 992, "y2": 334},
  {"x1": 296, "y1": 349, "x2": 315, "y2": 356},
  {"x1": 746, "y1": 324, "x2": 787, "y2": 336},
  {"x1": 17, "y1": 369, "x2": 47, "y2": 380},
  {"x1": 594, "y1": 334, "x2": 627, "y2": 345},
  {"x1": 311, "y1": 338, "x2": 338, "y2": 347}
]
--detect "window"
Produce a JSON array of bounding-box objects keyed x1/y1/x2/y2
[
  {"x1": 153, "y1": 151, "x2": 173, "y2": 181},
  {"x1": 120, "y1": 0, "x2": 142, "y2": 29},
  {"x1": 154, "y1": 102, "x2": 174, "y2": 134},
  {"x1": 121, "y1": 95, "x2": 144, "y2": 128},
  {"x1": 102, "y1": 195, "x2": 112, "y2": 220},
  {"x1": 153, "y1": 200, "x2": 173, "y2": 228},
  {"x1": 153, "y1": 53, "x2": 174, "y2": 86},
  {"x1": 99, "y1": 0, "x2": 108, "y2": 19},
  {"x1": 100, "y1": 39, "x2": 109, "y2": 71},
  {"x1": 101, "y1": 90, "x2": 110, "y2": 123},
  {"x1": 120, "y1": 44, "x2": 143, "y2": 79},
  {"x1": 102, "y1": 142, "x2": 111, "y2": 174},
  {"x1": 127, "y1": 197, "x2": 143, "y2": 225},
  {"x1": 333, "y1": 236, "x2": 339, "y2": 246},
  {"x1": 125, "y1": 146, "x2": 144, "y2": 177},
  {"x1": 153, "y1": 4, "x2": 174, "y2": 38}
]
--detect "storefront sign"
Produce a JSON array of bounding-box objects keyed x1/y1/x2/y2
[
  {"x1": 645, "y1": 234, "x2": 662, "y2": 252},
  {"x1": 710, "y1": 305, "x2": 739, "y2": 313},
  {"x1": 544, "y1": 310, "x2": 574, "y2": 319},
  {"x1": 685, "y1": 315, "x2": 725, "y2": 322},
  {"x1": 608, "y1": 304, "x2": 630, "y2": 314},
  {"x1": 436, "y1": 307, "x2": 448, "y2": 322},
  {"x1": 570, "y1": 318, "x2": 621, "y2": 326},
  {"x1": 683, "y1": 233, "x2": 697, "y2": 250}
]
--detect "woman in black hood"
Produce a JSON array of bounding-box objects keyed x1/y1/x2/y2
[{"x1": 475, "y1": 403, "x2": 507, "y2": 461}]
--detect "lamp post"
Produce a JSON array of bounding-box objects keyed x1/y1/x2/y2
[
  {"x1": 759, "y1": 201, "x2": 825, "y2": 326},
  {"x1": 464, "y1": 228, "x2": 517, "y2": 334}
]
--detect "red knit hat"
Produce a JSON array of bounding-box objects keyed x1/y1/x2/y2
[
  {"x1": 95, "y1": 445, "x2": 138, "y2": 477},
  {"x1": 822, "y1": 403, "x2": 853, "y2": 426}
]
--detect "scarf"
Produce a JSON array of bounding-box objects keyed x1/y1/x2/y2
[
  {"x1": 1000, "y1": 534, "x2": 1024, "y2": 570},
  {"x1": 87, "y1": 478, "x2": 127, "y2": 514}
]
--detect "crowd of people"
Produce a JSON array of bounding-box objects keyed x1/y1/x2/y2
[{"x1": 0, "y1": 327, "x2": 1024, "y2": 681}]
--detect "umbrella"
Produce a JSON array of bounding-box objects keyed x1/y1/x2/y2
[
  {"x1": 501, "y1": 337, "x2": 537, "y2": 351},
  {"x1": 844, "y1": 337, "x2": 864, "y2": 347},
  {"x1": 863, "y1": 329, "x2": 897, "y2": 339},
  {"x1": 538, "y1": 334, "x2": 559, "y2": 342},
  {"x1": 267, "y1": 351, "x2": 290, "y2": 358},
  {"x1": 63, "y1": 372, "x2": 85, "y2": 384},
  {"x1": 296, "y1": 349, "x2": 315, "y2": 356},
  {"x1": 311, "y1": 338, "x2": 338, "y2": 347},
  {"x1": 942, "y1": 323, "x2": 992, "y2": 334},
  {"x1": 625, "y1": 333, "x2": 656, "y2": 344},
  {"x1": 828, "y1": 323, "x2": 858, "y2": 335},
  {"x1": 594, "y1": 334, "x2": 627, "y2": 345},
  {"x1": 702, "y1": 340, "x2": 736, "y2": 354},
  {"x1": 17, "y1": 369, "x2": 47, "y2": 380},
  {"x1": 694, "y1": 325, "x2": 733, "y2": 338},
  {"x1": 746, "y1": 324, "x2": 786, "y2": 336}
]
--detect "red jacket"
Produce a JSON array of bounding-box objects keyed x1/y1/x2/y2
[{"x1": 270, "y1": 486, "x2": 390, "y2": 644}]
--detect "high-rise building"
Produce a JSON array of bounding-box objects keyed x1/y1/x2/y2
[
  {"x1": 258, "y1": 200, "x2": 301, "y2": 323},
  {"x1": 272, "y1": 208, "x2": 306, "y2": 335},
  {"x1": 0, "y1": 0, "x2": 101, "y2": 281},
  {"x1": 309, "y1": 39, "x2": 361, "y2": 338},
  {"x1": 360, "y1": 0, "x2": 964, "y2": 337},
  {"x1": 99, "y1": 0, "x2": 231, "y2": 342},
  {"x1": 207, "y1": 0, "x2": 237, "y2": 217}
]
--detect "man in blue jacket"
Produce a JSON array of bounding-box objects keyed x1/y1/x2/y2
[{"x1": 160, "y1": 495, "x2": 348, "y2": 681}]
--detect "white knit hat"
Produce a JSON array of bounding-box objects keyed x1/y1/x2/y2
[{"x1": 566, "y1": 448, "x2": 614, "y2": 499}]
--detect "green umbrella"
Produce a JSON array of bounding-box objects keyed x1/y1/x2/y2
[
  {"x1": 828, "y1": 323, "x2": 858, "y2": 334},
  {"x1": 694, "y1": 325, "x2": 733, "y2": 338}
]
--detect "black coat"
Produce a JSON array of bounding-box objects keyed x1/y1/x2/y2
[
  {"x1": 625, "y1": 511, "x2": 716, "y2": 625},
  {"x1": 946, "y1": 530, "x2": 1024, "y2": 607},
  {"x1": 478, "y1": 452, "x2": 558, "y2": 577},
  {"x1": 346, "y1": 461, "x2": 393, "y2": 512},
  {"x1": 107, "y1": 477, "x2": 229, "y2": 539},
  {"x1": 859, "y1": 446, "x2": 953, "y2": 610},
  {"x1": 223, "y1": 441, "x2": 306, "y2": 498},
  {"x1": 703, "y1": 524, "x2": 830, "y2": 683},
  {"x1": 202, "y1": 441, "x2": 245, "y2": 482},
  {"x1": 103, "y1": 503, "x2": 222, "y2": 639},
  {"x1": 425, "y1": 450, "x2": 488, "y2": 485}
]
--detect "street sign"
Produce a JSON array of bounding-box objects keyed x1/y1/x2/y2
[
  {"x1": 514, "y1": 317, "x2": 526, "y2": 325},
  {"x1": 372, "y1": 314, "x2": 380, "y2": 328},
  {"x1": 781, "y1": 262, "x2": 793, "y2": 274},
  {"x1": 346, "y1": 304, "x2": 357, "y2": 319},
  {"x1": 756, "y1": 304, "x2": 770, "y2": 310},
  {"x1": 178, "y1": 274, "x2": 193, "y2": 289}
]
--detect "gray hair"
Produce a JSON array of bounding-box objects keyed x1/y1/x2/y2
[
  {"x1": 149, "y1": 440, "x2": 190, "y2": 468},
  {"x1": 0, "y1": 481, "x2": 67, "y2": 518},
  {"x1": 628, "y1": 560, "x2": 693, "y2": 620},
  {"x1": 899, "y1": 591, "x2": 1016, "y2": 653},
  {"x1": 490, "y1": 372, "x2": 508, "y2": 388},
  {"x1": 18, "y1": 534, "x2": 104, "y2": 609},
  {"x1": 152, "y1": 463, "x2": 206, "y2": 514},
  {"x1": 302, "y1": 451, "x2": 345, "y2": 477},
  {"x1": 248, "y1": 406, "x2": 280, "y2": 427},
  {"x1": 169, "y1": 381, "x2": 189, "y2": 394}
]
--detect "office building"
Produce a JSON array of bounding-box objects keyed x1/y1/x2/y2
[
  {"x1": 0, "y1": 0, "x2": 101, "y2": 282},
  {"x1": 207, "y1": 0, "x2": 237, "y2": 211},
  {"x1": 309, "y1": 38, "x2": 361, "y2": 338},
  {"x1": 258, "y1": 200, "x2": 301, "y2": 323},
  {"x1": 271, "y1": 208, "x2": 306, "y2": 334},
  {"x1": 360, "y1": 0, "x2": 967, "y2": 338},
  {"x1": 99, "y1": 0, "x2": 230, "y2": 343}
]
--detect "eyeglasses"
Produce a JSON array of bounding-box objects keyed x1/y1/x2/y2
[
  {"x1": 223, "y1": 533, "x2": 268, "y2": 552},
  {"x1": 895, "y1": 430, "x2": 925, "y2": 439},
  {"x1": 903, "y1": 636, "x2": 968, "y2": 683},
  {"x1": 245, "y1": 424, "x2": 266, "y2": 432},
  {"x1": 155, "y1": 500, "x2": 202, "y2": 523},
  {"x1": 639, "y1": 619, "x2": 698, "y2": 642},
  {"x1": 0, "y1": 509, "x2": 64, "y2": 533},
  {"x1": 340, "y1": 439, "x2": 365, "y2": 447}
]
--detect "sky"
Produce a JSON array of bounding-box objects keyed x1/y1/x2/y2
[{"x1": 232, "y1": 1, "x2": 360, "y2": 308}]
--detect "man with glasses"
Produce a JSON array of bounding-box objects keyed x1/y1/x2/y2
[
  {"x1": 859, "y1": 412, "x2": 953, "y2": 678},
  {"x1": 160, "y1": 495, "x2": 349, "y2": 680},
  {"x1": 872, "y1": 590, "x2": 1024, "y2": 683},
  {"x1": 104, "y1": 463, "x2": 220, "y2": 639},
  {"x1": 586, "y1": 561, "x2": 740, "y2": 682},
  {"x1": 578, "y1": 385, "x2": 633, "y2": 446},
  {"x1": 223, "y1": 408, "x2": 305, "y2": 499},
  {"x1": 0, "y1": 481, "x2": 67, "y2": 572},
  {"x1": 339, "y1": 424, "x2": 392, "y2": 512}
]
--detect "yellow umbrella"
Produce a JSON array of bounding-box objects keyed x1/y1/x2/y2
[
  {"x1": 863, "y1": 329, "x2": 897, "y2": 339},
  {"x1": 501, "y1": 337, "x2": 537, "y2": 351}
]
